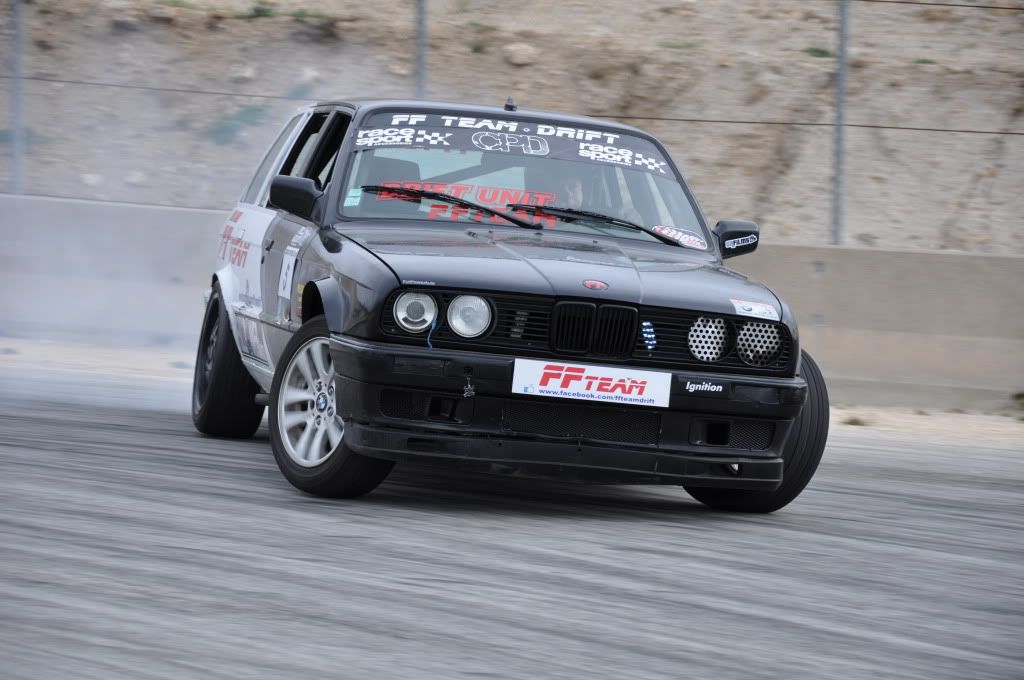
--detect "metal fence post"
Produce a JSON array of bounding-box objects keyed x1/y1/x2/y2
[
  {"x1": 415, "y1": 0, "x2": 426, "y2": 99},
  {"x1": 831, "y1": 0, "x2": 849, "y2": 246},
  {"x1": 9, "y1": 0, "x2": 26, "y2": 194}
]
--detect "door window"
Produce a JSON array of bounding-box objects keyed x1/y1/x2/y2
[
  {"x1": 242, "y1": 114, "x2": 303, "y2": 205},
  {"x1": 280, "y1": 112, "x2": 330, "y2": 178}
]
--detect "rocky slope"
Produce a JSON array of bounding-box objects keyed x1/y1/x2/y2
[{"x1": 1, "y1": 0, "x2": 1021, "y2": 252}]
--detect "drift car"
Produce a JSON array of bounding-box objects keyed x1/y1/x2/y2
[{"x1": 191, "y1": 99, "x2": 828, "y2": 513}]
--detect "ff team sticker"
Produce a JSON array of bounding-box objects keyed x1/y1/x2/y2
[
  {"x1": 651, "y1": 225, "x2": 708, "y2": 251},
  {"x1": 730, "y1": 298, "x2": 780, "y2": 321},
  {"x1": 512, "y1": 358, "x2": 672, "y2": 408}
]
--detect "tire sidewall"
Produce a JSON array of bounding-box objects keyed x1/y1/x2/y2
[
  {"x1": 779, "y1": 350, "x2": 830, "y2": 487},
  {"x1": 192, "y1": 286, "x2": 227, "y2": 419}
]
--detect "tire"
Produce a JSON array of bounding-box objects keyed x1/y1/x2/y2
[
  {"x1": 684, "y1": 350, "x2": 830, "y2": 513},
  {"x1": 268, "y1": 315, "x2": 394, "y2": 498},
  {"x1": 192, "y1": 283, "x2": 265, "y2": 438}
]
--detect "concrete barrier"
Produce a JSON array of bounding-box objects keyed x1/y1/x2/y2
[
  {"x1": 0, "y1": 194, "x2": 221, "y2": 348},
  {"x1": 733, "y1": 245, "x2": 1024, "y2": 410},
  {"x1": 2, "y1": 194, "x2": 1021, "y2": 409}
]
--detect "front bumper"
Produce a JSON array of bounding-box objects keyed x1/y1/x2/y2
[{"x1": 330, "y1": 335, "x2": 807, "y2": 489}]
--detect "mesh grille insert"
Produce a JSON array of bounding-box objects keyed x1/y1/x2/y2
[
  {"x1": 729, "y1": 420, "x2": 775, "y2": 450},
  {"x1": 632, "y1": 308, "x2": 792, "y2": 373},
  {"x1": 380, "y1": 389, "x2": 429, "y2": 420},
  {"x1": 504, "y1": 401, "x2": 660, "y2": 445},
  {"x1": 736, "y1": 322, "x2": 782, "y2": 367},
  {"x1": 688, "y1": 316, "x2": 729, "y2": 362}
]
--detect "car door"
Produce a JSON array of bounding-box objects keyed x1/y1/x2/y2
[
  {"x1": 216, "y1": 109, "x2": 308, "y2": 381},
  {"x1": 260, "y1": 109, "x2": 352, "y2": 366}
]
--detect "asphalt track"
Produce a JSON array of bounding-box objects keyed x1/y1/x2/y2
[{"x1": 0, "y1": 369, "x2": 1021, "y2": 680}]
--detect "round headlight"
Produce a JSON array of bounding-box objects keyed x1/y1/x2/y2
[
  {"x1": 394, "y1": 292, "x2": 437, "y2": 333},
  {"x1": 446, "y1": 295, "x2": 491, "y2": 338}
]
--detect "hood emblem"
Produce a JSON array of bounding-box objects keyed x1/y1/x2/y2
[{"x1": 582, "y1": 280, "x2": 608, "y2": 291}]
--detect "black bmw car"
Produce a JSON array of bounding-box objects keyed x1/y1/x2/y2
[{"x1": 191, "y1": 98, "x2": 828, "y2": 513}]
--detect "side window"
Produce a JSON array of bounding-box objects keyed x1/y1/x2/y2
[
  {"x1": 277, "y1": 111, "x2": 351, "y2": 190},
  {"x1": 304, "y1": 112, "x2": 352, "y2": 190},
  {"x1": 242, "y1": 114, "x2": 302, "y2": 205},
  {"x1": 280, "y1": 112, "x2": 330, "y2": 178}
]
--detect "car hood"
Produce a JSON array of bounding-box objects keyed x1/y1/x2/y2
[{"x1": 334, "y1": 224, "x2": 781, "y2": 317}]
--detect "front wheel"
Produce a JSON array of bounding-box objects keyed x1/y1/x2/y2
[
  {"x1": 268, "y1": 315, "x2": 394, "y2": 498},
  {"x1": 684, "y1": 350, "x2": 829, "y2": 513}
]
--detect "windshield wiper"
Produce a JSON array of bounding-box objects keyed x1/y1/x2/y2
[
  {"x1": 505, "y1": 204, "x2": 684, "y2": 247},
  {"x1": 361, "y1": 185, "x2": 540, "y2": 230}
]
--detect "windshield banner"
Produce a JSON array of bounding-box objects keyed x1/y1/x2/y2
[{"x1": 354, "y1": 112, "x2": 671, "y2": 175}]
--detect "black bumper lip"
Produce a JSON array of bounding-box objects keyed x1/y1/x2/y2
[
  {"x1": 329, "y1": 334, "x2": 807, "y2": 488},
  {"x1": 343, "y1": 420, "x2": 784, "y2": 488}
]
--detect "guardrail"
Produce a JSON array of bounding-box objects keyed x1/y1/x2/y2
[{"x1": 2, "y1": 194, "x2": 1020, "y2": 409}]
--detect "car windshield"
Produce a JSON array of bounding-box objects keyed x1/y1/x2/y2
[{"x1": 339, "y1": 111, "x2": 709, "y2": 249}]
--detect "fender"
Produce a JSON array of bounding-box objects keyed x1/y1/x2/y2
[
  {"x1": 212, "y1": 263, "x2": 262, "y2": 345},
  {"x1": 310, "y1": 277, "x2": 349, "y2": 334},
  {"x1": 775, "y1": 295, "x2": 801, "y2": 377},
  {"x1": 212, "y1": 264, "x2": 241, "y2": 337}
]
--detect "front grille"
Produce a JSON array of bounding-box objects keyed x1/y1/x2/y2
[
  {"x1": 551, "y1": 302, "x2": 595, "y2": 353},
  {"x1": 503, "y1": 400, "x2": 660, "y2": 445},
  {"x1": 550, "y1": 302, "x2": 637, "y2": 357},
  {"x1": 380, "y1": 290, "x2": 793, "y2": 375},
  {"x1": 593, "y1": 305, "x2": 639, "y2": 356},
  {"x1": 729, "y1": 420, "x2": 775, "y2": 450},
  {"x1": 632, "y1": 307, "x2": 792, "y2": 373}
]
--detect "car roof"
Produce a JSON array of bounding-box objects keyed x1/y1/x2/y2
[{"x1": 302, "y1": 98, "x2": 650, "y2": 136}]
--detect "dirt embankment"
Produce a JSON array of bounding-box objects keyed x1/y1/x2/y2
[{"x1": 3, "y1": 0, "x2": 1022, "y2": 252}]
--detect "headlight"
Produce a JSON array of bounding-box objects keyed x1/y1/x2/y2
[
  {"x1": 394, "y1": 292, "x2": 437, "y2": 333},
  {"x1": 446, "y1": 295, "x2": 491, "y2": 338}
]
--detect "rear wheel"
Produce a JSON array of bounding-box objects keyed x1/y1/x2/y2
[
  {"x1": 684, "y1": 350, "x2": 829, "y2": 513},
  {"x1": 192, "y1": 283, "x2": 265, "y2": 438},
  {"x1": 268, "y1": 315, "x2": 394, "y2": 498}
]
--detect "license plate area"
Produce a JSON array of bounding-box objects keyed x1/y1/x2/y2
[{"x1": 511, "y1": 358, "x2": 672, "y2": 408}]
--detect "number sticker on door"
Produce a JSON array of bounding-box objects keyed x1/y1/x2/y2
[{"x1": 278, "y1": 246, "x2": 300, "y2": 300}]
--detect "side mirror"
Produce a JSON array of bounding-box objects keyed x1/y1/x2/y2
[
  {"x1": 713, "y1": 220, "x2": 760, "y2": 258},
  {"x1": 269, "y1": 175, "x2": 324, "y2": 223}
]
